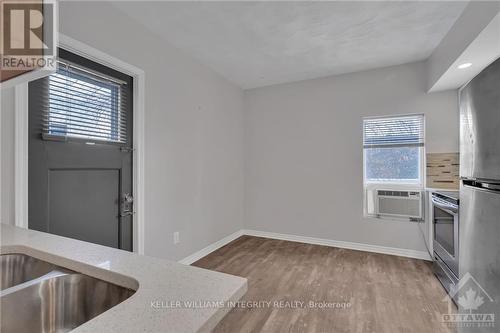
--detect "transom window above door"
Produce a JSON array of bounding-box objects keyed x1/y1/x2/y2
[{"x1": 42, "y1": 59, "x2": 129, "y2": 144}]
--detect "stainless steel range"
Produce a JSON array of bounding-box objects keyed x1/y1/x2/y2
[{"x1": 431, "y1": 191, "x2": 459, "y2": 298}]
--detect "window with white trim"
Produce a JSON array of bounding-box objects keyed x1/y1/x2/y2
[
  {"x1": 363, "y1": 114, "x2": 425, "y2": 185},
  {"x1": 363, "y1": 114, "x2": 425, "y2": 218}
]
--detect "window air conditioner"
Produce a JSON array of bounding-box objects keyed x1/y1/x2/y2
[{"x1": 375, "y1": 190, "x2": 423, "y2": 219}]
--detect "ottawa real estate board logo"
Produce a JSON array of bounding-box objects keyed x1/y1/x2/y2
[
  {"x1": 1, "y1": 0, "x2": 56, "y2": 74},
  {"x1": 442, "y1": 272, "x2": 495, "y2": 329}
]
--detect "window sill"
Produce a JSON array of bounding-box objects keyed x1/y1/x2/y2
[{"x1": 364, "y1": 214, "x2": 424, "y2": 223}]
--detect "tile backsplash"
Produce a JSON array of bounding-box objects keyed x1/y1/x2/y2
[{"x1": 426, "y1": 153, "x2": 460, "y2": 189}]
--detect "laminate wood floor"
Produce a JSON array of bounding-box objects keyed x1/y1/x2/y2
[{"x1": 193, "y1": 235, "x2": 456, "y2": 333}]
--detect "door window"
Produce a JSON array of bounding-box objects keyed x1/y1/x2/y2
[{"x1": 38, "y1": 58, "x2": 129, "y2": 144}]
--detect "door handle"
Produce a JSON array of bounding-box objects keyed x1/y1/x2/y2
[
  {"x1": 120, "y1": 193, "x2": 134, "y2": 218},
  {"x1": 431, "y1": 198, "x2": 458, "y2": 215}
]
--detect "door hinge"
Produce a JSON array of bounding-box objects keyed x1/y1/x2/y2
[{"x1": 120, "y1": 146, "x2": 135, "y2": 153}]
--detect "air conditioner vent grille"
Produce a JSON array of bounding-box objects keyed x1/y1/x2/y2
[
  {"x1": 377, "y1": 190, "x2": 409, "y2": 197},
  {"x1": 374, "y1": 189, "x2": 423, "y2": 219}
]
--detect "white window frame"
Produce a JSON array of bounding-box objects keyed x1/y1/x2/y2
[{"x1": 362, "y1": 114, "x2": 426, "y2": 218}]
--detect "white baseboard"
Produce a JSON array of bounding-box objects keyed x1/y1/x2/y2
[
  {"x1": 242, "y1": 229, "x2": 432, "y2": 261},
  {"x1": 179, "y1": 229, "x2": 431, "y2": 265},
  {"x1": 178, "y1": 229, "x2": 245, "y2": 265}
]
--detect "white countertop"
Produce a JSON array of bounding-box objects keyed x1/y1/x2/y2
[
  {"x1": 425, "y1": 187, "x2": 459, "y2": 192},
  {"x1": 0, "y1": 224, "x2": 247, "y2": 333}
]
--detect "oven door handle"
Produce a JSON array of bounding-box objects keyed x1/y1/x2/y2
[{"x1": 431, "y1": 197, "x2": 458, "y2": 215}]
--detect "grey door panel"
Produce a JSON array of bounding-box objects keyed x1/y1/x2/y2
[
  {"x1": 459, "y1": 58, "x2": 500, "y2": 181},
  {"x1": 48, "y1": 169, "x2": 120, "y2": 248},
  {"x1": 29, "y1": 48, "x2": 133, "y2": 251}
]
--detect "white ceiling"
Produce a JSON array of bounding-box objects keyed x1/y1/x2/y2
[{"x1": 114, "y1": 1, "x2": 468, "y2": 89}]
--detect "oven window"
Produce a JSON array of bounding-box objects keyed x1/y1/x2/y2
[{"x1": 434, "y1": 206, "x2": 455, "y2": 255}]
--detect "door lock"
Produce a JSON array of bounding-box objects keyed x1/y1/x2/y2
[
  {"x1": 120, "y1": 193, "x2": 134, "y2": 219},
  {"x1": 119, "y1": 211, "x2": 135, "y2": 218}
]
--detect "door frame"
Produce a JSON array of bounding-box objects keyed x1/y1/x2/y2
[{"x1": 14, "y1": 34, "x2": 145, "y2": 254}]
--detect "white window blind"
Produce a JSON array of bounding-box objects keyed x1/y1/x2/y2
[
  {"x1": 41, "y1": 61, "x2": 129, "y2": 144},
  {"x1": 363, "y1": 114, "x2": 425, "y2": 183},
  {"x1": 363, "y1": 115, "x2": 424, "y2": 148}
]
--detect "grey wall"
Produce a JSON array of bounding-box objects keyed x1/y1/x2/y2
[
  {"x1": 0, "y1": 88, "x2": 16, "y2": 226},
  {"x1": 62, "y1": 2, "x2": 245, "y2": 261},
  {"x1": 0, "y1": 1, "x2": 245, "y2": 261},
  {"x1": 244, "y1": 61, "x2": 459, "y2": 252},
  {"x1": 0, "y1": 3, "x2": 461, "y2": 259}
]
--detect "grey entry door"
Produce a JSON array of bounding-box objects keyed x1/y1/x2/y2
[{"x1": 28, "y1": 48, "x2": 134, "y2": 251}]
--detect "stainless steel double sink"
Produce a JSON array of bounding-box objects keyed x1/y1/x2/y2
[{"x1": 0, "y1": 253, "x2": 135, "y2": 333}]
